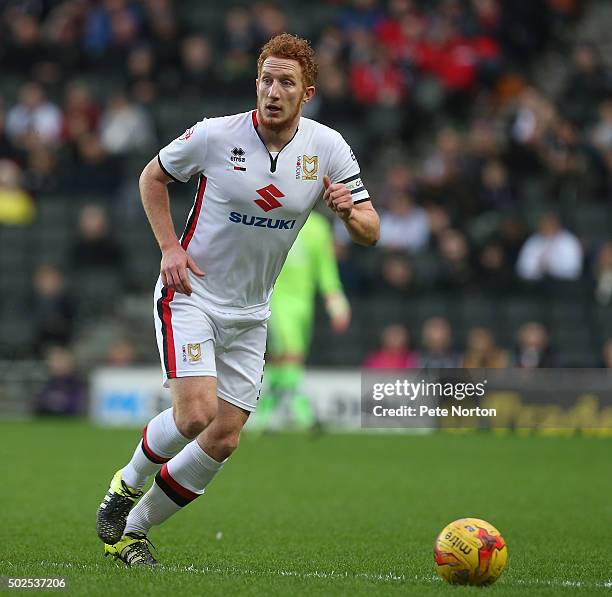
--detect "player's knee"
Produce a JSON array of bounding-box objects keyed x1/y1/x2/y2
[
  {"x1": 175, "y1": 405, "x2": 217, "y2": 439},
  {"x1": 222, "y1": 431, "x2": 241, "y2": 454},
  {"x1": 209, "y1": 429, "x2": 241, "y2": 459}
]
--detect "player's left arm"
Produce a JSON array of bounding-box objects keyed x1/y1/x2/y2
[{"x1": 323, "y1": 175, "x2": 380, "y2": 246}]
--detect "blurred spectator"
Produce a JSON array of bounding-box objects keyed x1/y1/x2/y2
[
  {"x1": 70, "y1": 204, "x2": 125, "y2": 272},
  {"x1": 83, "y1": 0, "x2": 144, "y2": 61},
  {"x1": 593, "y1": 241, "x2": 612, "y2": 306},
  {"x1": 475, "y1": 239, "x2": 514, "y2": 292},
  {"x1": 516, "y1": 212, "x2": 583, "y2": 281},
  {"x1": 219, "y1": 8, "x2": 256, "y2": 93},
  {"x1": 363, "y1": 323, "x2": 418, "y2": 369},
  {"x1": 69, "y1": 133, "x2": 122, "y2": 196},
  {"x1": 590, "y1": 100, "x2": 612, "y2": 153},
  {"x1": 540, "y1": 118, "x2": 597, "y2": 197},
  {"x1": 43, "y1": 1, "x2": 90, "y2": 69},
  {"x1": 463, "y1": 118, "x2": 502, "y2": 183},
  {"x1": 31, "y1": 264, "x2": 76, "y2": 353},
  {"x1": 6, "y1": 82, "x2": 62, "y2": 147},
  {"x1": 107, "y1": 337, "x2": 137, "y2": 367},
  {"x1": 100, "y1": 93, "x2": 155, "y2": 155},
  {"x1": 252, "y1": 2, "x2": 287, "y2": 48},
  {"x1": 507, "y1": 86, "x2": 553, "y2": 176},
  {"x1": 418, "y1": 317, "x2": 461, "y2": 368},
  {"x1": 424, "y1": 202, "x2": 452, "y2": 240},
  {"x1": 561, "y1": 43, "x2": 612, "y2": 126},
  {"x1": 378, "y1": 163, "x2": 415, "y2": 208},
  {"x1": 513, "y1": 321, "x2": 555, "y2": 368},
  {"x1": 418, "y1": 20, "x2": 492, "y2": 102},
  {"x1": 24, "y1": 145, "x2": 60, "y2": 196},
  {"x1": 378, "y1": 251, "x2": 416, "y2": 295},
  {"x1": 463, "y1": 326, "x2": 508, "y2": 368},
  {"x1": 338, "y1": 0, "x2": 385, "y2": 33},
  {"x1": 605, "y1": 148, "x2": 612, "y2": 200},
  {"x1": 3, "y1": 12, "x2": 46, "y2": 74},
  {"x1": 498, "y1": 215, "x2": 528, "y2": 264},
  {"x1": 436, "y1": 229, "x2": 474, "y2": 288},
  {"x1": 479, "y1": 159, "x2": 514, "y2": 211},
  {"x1": 0, "y1": 159, "x2": 35, "y2": 226},
  {"x1": 146, "y1": 1, "x2": 181, "y2": 70},
  {"x1": 374, "y1": 0, "x2": 422, "y2": 58},
  {"x1": 316, "y1": 25, "x2": 345, "y2": 67},
  {"x1": 499, "y1": 2, "x2": 551, "y2": 63},
  {"x1": 350, "y1": 38, "x2": 407, "y2": 106},
  {"x1": 378, "y1": 194, "x2": 429, "y2": 253},
  {"x1": 421, "y1": 127, "x2": 463, "y2": 195},
  {"x1": 314, "y1": 65, "x2": 361, "y2": 126},
  {"x1": 223, "y1": 6, "x2": 255, "y2": 53},
  {"x1": 179, "y1": 35, "x2": 219, "y2": 98},
  {"x1": 125, "y1": 44, "x2": 157, "y2": 93},
  {"x1": 0, "y1": 100, "x2": 24, "y2": 163},
  {"x1": 33, "y1": 346, "x2": 88, "y2": 416},
  {"x1": 61, "y1": 80, "x2": 101, "y2": 144}
]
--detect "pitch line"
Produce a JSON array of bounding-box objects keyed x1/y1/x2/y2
[{"x1": 4, "y1": 560, "x2": 611, "y2": 590}]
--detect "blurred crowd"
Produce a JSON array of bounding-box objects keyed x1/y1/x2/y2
[
  {"x1": 1, "y1": 0, "x2": 612, "y2": 382},
  {"x1": 364, "y1": 318, "x2": 593, "y2": 370}
]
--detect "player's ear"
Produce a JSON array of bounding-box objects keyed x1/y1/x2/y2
[{"x1": 303, "y1": 85, "x2": 315, "y2": 104}]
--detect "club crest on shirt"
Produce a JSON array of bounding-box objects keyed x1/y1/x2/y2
[
  {"x1": 183, "y1": 343, "x2": 202, "y2": 363},
  {"x1": 301, "y1": 155, "x2": 318, "y2": 180}
]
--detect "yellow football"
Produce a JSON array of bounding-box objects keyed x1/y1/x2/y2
[{"x1": 434, "y1": 517, "x2": 508, "y2": 586}]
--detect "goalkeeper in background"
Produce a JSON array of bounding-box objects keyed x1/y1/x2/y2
[{"x1": 259, "y1": 210, "x2": 351, "y2": 429}]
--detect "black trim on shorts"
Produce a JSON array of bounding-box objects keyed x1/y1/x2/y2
[{"x1": 156, "y1": 286, "x2": 170, "y2": 375}]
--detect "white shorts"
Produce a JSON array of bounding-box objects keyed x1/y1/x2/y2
[{"x1": 154, "y1": 281, "x2": 270, "y2": 412}]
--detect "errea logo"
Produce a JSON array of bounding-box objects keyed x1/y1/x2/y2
[
  {"x1": 254, "y1": 184, "x2": 284, "y2": 212},
  {"x1": 231, "y1": 147, "x2": 246, "y2": 162}
]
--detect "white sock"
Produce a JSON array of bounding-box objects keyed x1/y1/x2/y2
[
  {"x1": 123, "y1": 441, "x2": 225, "y2": 535},
  {"x1": 121, "y1": 408, "x2": 190, "y2": 490},
  {"x1": 166, "y1": 440, "x2": 225, "y2": 493},
  {"x1": 123, "y1": 481, "x2": 181, "y2": 536}
]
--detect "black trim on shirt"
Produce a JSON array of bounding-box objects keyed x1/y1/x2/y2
[
  {"x1": 251, "y1": 111, "x2": 299, "y2": 173},
  {"x1": 353, "y1": 198, "x2": 371, "y2": 205},
  {"x1": 350, "y1": 186, "x2": 365, "y2": 195},
  {"x1": 339, "y1": 172, "x2": 361, "y2": 185},
  {"x1": 158, "y1": 154, "x2": 181, "y2": 183}
]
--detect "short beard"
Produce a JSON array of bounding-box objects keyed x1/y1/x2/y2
[{"x1": 257, "y1": 101, "x2": 302, "y2": 132}]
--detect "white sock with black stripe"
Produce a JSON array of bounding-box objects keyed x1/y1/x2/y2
[
  {"x1": 124, "y1": 441, "x2": 224, "y2": 535},
  {"x1": 121, "y1": 408, "x2": 191, "y2": 490}
]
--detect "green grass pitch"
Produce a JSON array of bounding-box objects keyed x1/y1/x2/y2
[{"x1": 1, "y1": 420, "x2": 609, "y2": 595}]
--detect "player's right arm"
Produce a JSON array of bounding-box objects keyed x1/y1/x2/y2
[
  {"x1": 140, "y1": 120, "x2": 209, "y2": 296},
  {"x1": 139, "y1": 158, "x2": 204, "y2": 296}
]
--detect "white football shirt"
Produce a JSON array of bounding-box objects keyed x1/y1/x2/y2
[{"x1": 158, "y1": 110, "x2": 370, "y2": 311}]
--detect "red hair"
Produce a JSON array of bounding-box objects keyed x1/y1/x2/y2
[{"x1": 257, "y1": 33, "x2": 318, "y2": 87}]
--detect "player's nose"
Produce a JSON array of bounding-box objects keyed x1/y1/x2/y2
[{"x1": 267, "y1": 81, "x2": 281, "y2": 98}]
